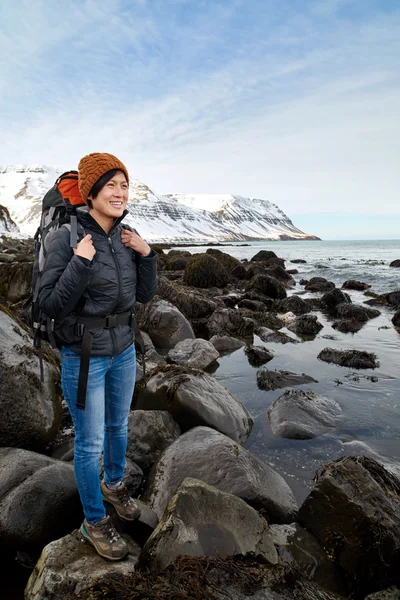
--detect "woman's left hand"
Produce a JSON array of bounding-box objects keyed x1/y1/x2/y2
[{"x1": 121, "y1": 230, "x2": 151, "y2": 257}]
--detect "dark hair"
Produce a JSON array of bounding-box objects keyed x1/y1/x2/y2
[{"x1": 88, "y1": 168, "x2": 127, "y2": 200}]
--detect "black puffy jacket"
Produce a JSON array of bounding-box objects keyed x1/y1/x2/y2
[{"x1": 39, "y1": 207, "x2": 158, "y2": 356}]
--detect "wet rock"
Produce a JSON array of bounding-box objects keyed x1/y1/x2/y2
[
  {"x1": 365, "y1": 290, "x2": 400, "y2": 307},
  {"x1": 287, "y1": 314, "x2": 323, "y2": 336},
  {"x1": 364, "y1": 587, "x2": 400, "y2": 599},
  {"x1": 300, "y1": 278, "x2": 309, "y2": 285},
  {"x1": 287, "y1": 268, "x2": 298, "y2": 274},
  {"x1": 231, "y1": 263, "x2": 247, "y2": 279},
  {"x1": 389, "y1": 260, "x2": 400, "y2": 268},
  {"x1": 280, "y1": 295, "x2": 310, "y2": 315},
  {"x1": 322, "y1": 288, "x2": 351, "y2": 311},
  {"x1": 0, "y1": 261, "x2": 32, "y2": 303},
  {"x1": 167, "y1": 338, "x2": 219, "y2": 370},
  {"x1": 0, "y1": 448, "x2": 81, "y2": 551},
  {"x1": 142, "y1": 426, "x2": 298, "y2": 523},
  {"x1": 157, "y1": 277, "x2": 219, "y2": 319},
  {"x1": 165, "y1": 255, "x2": 191, "y2": 270},
  {"x1": 0, "y1": 308, "x2": 61, "y2": 450},
  {"x1": 140, "y1": 478, "x2": 278, "y2": 571},
  {"x1": 246, "y1": 274, "x2": 287, "y2": 300},
  {"x1": 318, "y1": 348, "x2": 379, "y2": 369},
  {"x1": 99, "y1": 455, "x2": 143, "y2": 496},
  {"x1": 298, "y1": 456, "x2": 400, "y2": 598},
  {"x1": 219, "y1": 293, "x2": 241, "y2": 308},
  {"x1": 206, "y1": 248, "x2": 241, "y2": 274},
  {"x1": 24, "y1": 529, "x2": 140, "y2": 600},
  {"x1": 244, "y1": 345, "x2": 274, "y2": 367},
  {"x1": 257, "y1": 369, "x2": 317, "y2": 391},
  {"x1": 184, "y1": 254, "x2": 229, "y2": 288},
  {"x1": 268, "y1": 390, "x2": 341, "y2": 439},
  {"x1": 207, "y1": 307, "x2": 254, "y2": 337},
  {"x1": 332, "y1": 320, "x2": 364, "y2": 334},
  {"x1": 209, "y1": 335, "x2": 245, "y2": 353},
  {"x1": 291, "y1": 259, "x2": 307, "y2": 264},
  {"x1": 392, "y1": 310, "x2": 400, "y2": 327},
  {"x1": 278, "y1": 311, "x2": 297, "y2": 326},
  {"x1": 336, "y1": 303, "x2": 381, "y2": 322},
  {"x1": 134, "y1": 365, "x2": 253, "y2": 444},
  {"x1": 126, "y1": 410, "x2": 181, "y2": 471},
  {"x1": 237, "y1": 298, "x2": 266, "y2": 312},
  {"x1": 256, "y1": 327, "x2": 300, "y2": 344},
  {"x1": 251, "y1": 250, "x2": 278, "y2": 262},
  {"x1": 242, "y1": 290, "x2": 280, "y2": 311},
  {"x1": 136, "y1": 299, "x2": 195, "y2": 350},
  {"x1": 270, "y1": 523, "x2": 345, "y2": 594},
  {"x1": 265, "y1": 264, "x2": 295, "y2": 285},
  {"x1": 305, "y1": 277, "x2": 335, "y2": 293},
  {"x1": 342, "y1": 280, "x2": 371, "y2": 291}
]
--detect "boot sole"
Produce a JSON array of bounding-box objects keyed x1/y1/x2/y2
[
  {"x1": 102, "y1": 496, "x2": 141, "y2": 522},
  {"x1": 80, "y1": 527, "x2": 129, "y2": 561}
]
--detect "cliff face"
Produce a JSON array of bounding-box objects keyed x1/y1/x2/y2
[
  {"x1": 0, "y1": 166, "x2": 319, "y2": 242},
  {"x1": 0, "y1": 204, "x2": 19, "y2": 234}
]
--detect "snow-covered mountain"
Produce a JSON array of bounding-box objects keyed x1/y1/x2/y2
[
  {"x1": 0, "y1": 204, "x2": 20, "y2": 235},
  {"x1": 0, "y1": 165, "x2": 319, "y2": 242}
]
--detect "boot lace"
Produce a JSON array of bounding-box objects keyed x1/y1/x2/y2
[
  {"x1": 100, "y1": 519, "x2": 120, "y2": 544},
  {"x1": 115, "y1": 485, "x2": 134, "y2": 507}
]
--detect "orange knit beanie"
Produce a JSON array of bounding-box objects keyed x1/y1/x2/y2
[{"x1": 78, "y1": 152, "x2": 129, "y2": 203}]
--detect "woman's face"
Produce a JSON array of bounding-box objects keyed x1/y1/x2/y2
[{"x1": 89, "y1": 170, "x2": 129, "y2": 220}]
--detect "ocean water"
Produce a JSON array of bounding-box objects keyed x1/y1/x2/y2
[{"x1": 168, "y1": 240, "x2": 400, "y2": 503}]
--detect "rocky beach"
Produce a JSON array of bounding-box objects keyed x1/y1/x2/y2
[{"x1": 1, "y1": 234, "x2": 400, "y2": 600}]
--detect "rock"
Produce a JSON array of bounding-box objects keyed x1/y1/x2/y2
[
  {"x1": 287, "y1": 315, "x2": 323, "y2": 336},
  {"x1": 336, "y1": 303, "x2": 381, "y2": 322},
  {"x1": 251, "y1": 250, "x2": 278, "y2": 262},
  {"x1": 291, "y1": 259, "x2": 307, "y2": 264},
  {"x1": 206, "y1": 248, "x2": 241, "y2": 274},
  {"x1": 237, "y1": 298, "x2": 266, "y2": 311},
  {"x1": 257, "y1": 369, "x2": 317, "y2": 391},
  {"x1": 184, "y1": 254, "x2": 229, "y2": 288},
  {"x1": 342, "y1": 279, "x2": 371, "y2": 291},
  {"x1": 24, "y1": 529, "x2": 140, "y2": 600},
  {"x1": 167, "y1": 338, "x2": 219, "y2": 370},
  {"x1": 142, "y1": 427, "x2": 298, "y2": 523},
  {"x1": 318, "y1": 348, "x2": 379, "y2": 369},
  {"x1": 287, "y1": 268, "x2": 298, "y2": 274},
  {"x1": 280, "y1": 295, "x2": 310, "y2": 315},
  {"x1": 136, "y1": 299, "x2": 195, "y2": 349},
  {"x1": 322, "y1": 288, "x2": 351, "y2": 310},
  {"x1": 389, "y1": 260, "x2": 400, "y2": 268},
  {"x1": 246, "y1": 274, "x2": 287, "y2": 300},
  {"x1": 265, "y1": 264, "x2": 294, "y2": 285},
  {"x1": 256, "y1": 327, "x2": 300, "y2": 344},
  {"x1": 207, "y1": 307, "x2": 254, "y2": 337},
  {"x1": 100, "y1": 455, "x2": 143, "y2": 496},
  {"x1": 244, "y1": 345, "x2": 274, "y2": 367},
  {"x1": 332, "y1": 320, "x2": 364, "y2": 334},
  {"x1": 0, "y1": 448, "x2": 81, "y2": 551},
  {"x1": 157, "y1": 276, "x2": 219, "y2": 319},
  {"x1": 219, "y1": 293, "x2": 241, "y2": 308},
  {"x1": 298, "y1": 456, "x2": 400, "y2": 598},
  {"x1": 0, "y1": 261, "x2": 32, "y2": 303},
  {"x1": 0, "y1": 309, "x2": 61, "y2": 450},
  {"x1": 231, "y1": 263, "x2": 247, "y2": 279},
  {"x1": 134, "y1": 365, "x2": 253, "y2": 444},
  {"x1": 209, "y1": 335, "x2": 245, "y2": 353},
  {"x1": 165, "y1": 255, "x2": 191, "y2": 270},
  {"x1": 305, "y1": 277, "x2": 335, "y2": 293},
  {"x1": 270, "y1": 523, "x2": 345, "y2": 594},
  {"x1": 278, "y1": 311, "x2": 297, "y2": 325},
  {"x1": 127, "y1": 410, "x2": 181, "y2": 471},
  {"x1": 139, "y1": 478, "x2": 278, "y2": 571},
  {"x1": 300, "y1": 278, "x2": 308, "y2": 285},
  {"x1": 365, "y1": 290, "x2": 400, "y2": 307},
  {"x1": 268, "y1": 390, "x2": 341, "y2": 439},
  {"x1": 392, "y1": 310, "x2": 400, "y2": 327},
  {"x1": 365, "y1": 587, "x2": 400, "y2": 599}
]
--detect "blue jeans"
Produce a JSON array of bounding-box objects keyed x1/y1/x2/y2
[{"x1": 61, "y1": 344, "x2": 136, "y2": 525}]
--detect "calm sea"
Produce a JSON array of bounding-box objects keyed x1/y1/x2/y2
[{"x1": 168, "y1": 239, "x2": 400, "y2": 502}]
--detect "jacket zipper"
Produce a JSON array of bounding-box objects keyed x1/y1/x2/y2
[{"x1": 108, "y1": 235, "x2": 123, "y2": 356}]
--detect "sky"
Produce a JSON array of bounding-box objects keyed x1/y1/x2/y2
[{"x1": 0, "y1": 0, "x2": 399, "y2": 239}]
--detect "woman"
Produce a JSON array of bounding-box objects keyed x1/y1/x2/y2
[{"x1": 39, "y1": 152, "x2": 158, "y2": 561}]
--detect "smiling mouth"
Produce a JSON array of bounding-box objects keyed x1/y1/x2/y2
[{"x1": 110, "y1": 202, "x2": 123, "y2": 207}]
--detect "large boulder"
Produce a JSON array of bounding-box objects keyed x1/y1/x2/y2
[
  {"x1": 244, "y1": 344, "x2": 274, "y2": 367},
  {"x1": 0, "y1": 308, "x2": 61, "y2": 450},
  {"x1": 336, "y1": 302, "x2": 380, "y2": 322},
  {"x1": 250, "y1": 250, "x2": 278, "y2": 262},
  {"x1": 246, "y1": 274, "x2": 287, "y2": 300},
  {"x1": 207, "y1": 307, "x2": 254, "y2": 337},
  {"x1": 305, "y1": 277, "x2": 335, "y2": 293},
  {"x1": 389, "y1": 260, "x2": 400, "y2": 268},
  {"x1": 257, "y1": 369, "x2": 317, "y2": 391},
  {"x1": 268, "y1": 390, "x2": 342, "y2": 439},
  {"x1": 0, "y1": 448, "x2": 81, "y2": 551},
  {"x1": 280, "y1": 295, "x2": 310, "y2": 315},
  {"x1": 0, "y1": 261, "x2": 32, "y2": 303},
  {"x1": 256, "y1": 326, "x2": 299, "y2": 345},
  {"x1": 136, "y1": 299, "x2": 195, "y2": 349},
  {"x1": 298, "y1": 456, "x2": 400, "y2": 598},
  {"x1": 209, "y1": 334, "x2": 245, "y2": 353},
  {"x1": 157, "y1": 276, "x2": 219, "y2": 319},
  {"x1": 24, "y1": 529, "x2": 140, "y2": 600},
  {"x1": 127, "y1": 410, "x2": 181, "y2": 471},
  {"x1": 134, "y1": 365, "x2": 253, "y2": 444},
  {"x1": 184, "y1": 253, "x2": 229, "y2": 288},
  {"x1": 287, "y1": 314, "x2": 323, "y2": 336},
  {"x1": 140, "y1": 478, "x2": 278, "y2": 571},
  {"x1": 318, "y1": 348, "x2": 379, "y2": 369},
  {"x1": 167, "y1": 338, "x2": 219, "y2": 370},
  {"x1": 342, "y1": 280, "x2": 371, "y2": 291},
  {"x1": 142, "y1": 426, "x2": 298, "y2": 523},
  {"x1": 206, "y1": 248, "x2": 241, "y2": 274}
]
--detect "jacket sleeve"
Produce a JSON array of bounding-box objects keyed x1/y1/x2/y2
[
  {"x1": 135, "y1": 249, "x2": 158, "y2": 303},
  {"x1": 39, "y1": 227, "x2": 93, "y2": 319}
]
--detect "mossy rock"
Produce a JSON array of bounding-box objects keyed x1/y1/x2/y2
[
  {"x1": 206, "y1": 248, "x2": 241, "y2": 274},
  {"x1": 168, "y1": 250, "x2": 192, "y2": 257},
  {"x1": 151, "y1": 245, "x2": 165, "y2": 255},
  {"x1": 184, "y1": 254, "x2": 229, "y2": 289},
  {"x1": 251, "y1": 250, "x2": 278, "y2": 262},
  {"x1": 246, "y1": 274, "x2": 287, "y2": 300},
  {"x1": 165, "y1": 256, "x2": 191, "y2": 271}
]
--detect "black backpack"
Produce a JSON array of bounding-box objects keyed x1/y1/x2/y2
[{"x1": 29, "y1": 170, "x2": 146, "y2": 410}]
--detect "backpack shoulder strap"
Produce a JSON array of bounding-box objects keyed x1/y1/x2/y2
[{"x1": 63, "y1": 221, "x2": 85, "y2": 249}]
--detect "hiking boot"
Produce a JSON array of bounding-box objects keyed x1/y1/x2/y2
[
  {"x1": 80, "y1": 516, "x2": 128, "y2": 561},
  {"x1": 101, "y1": 480, "x2": 141, "y2": 521}
]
